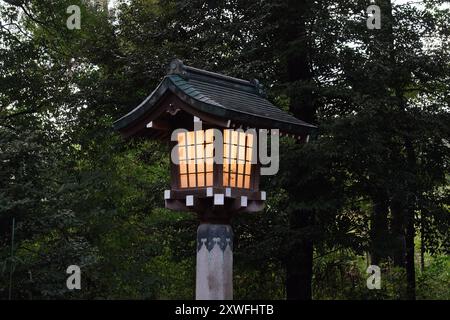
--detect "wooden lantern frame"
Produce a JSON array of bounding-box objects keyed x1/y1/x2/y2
[{"x1": 166, "y1": 127, "x2": 265, "y2": 222}]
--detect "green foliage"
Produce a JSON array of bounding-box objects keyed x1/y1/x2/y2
[
  {"x1": 313, "y1": 250, "x2": 450, "y2": 300},
  {"x1": 417, "y1": 255, "x2": 450, "y2": 300},
  {"x1": 0, "y1": 0, "x2": 448, "y2": 300}
]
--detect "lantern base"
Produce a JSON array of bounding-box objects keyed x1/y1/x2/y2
[
  {"x1": 196, "y1": 223, "x2": 233, "y2": 300},
  {"x1": 164, "y1": 187, "x2": 266, "y2": 217}
]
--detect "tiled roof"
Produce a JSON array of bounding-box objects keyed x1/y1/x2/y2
[{"x1": 113, "y1": 60, "x2": 317, "y2": 136}]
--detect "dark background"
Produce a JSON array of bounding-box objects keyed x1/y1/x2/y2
[{"x1": 0, "y1": 0, "x2": 448, "y2": 300}]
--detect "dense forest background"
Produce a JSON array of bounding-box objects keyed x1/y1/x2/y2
[{"x1": 0, "y1": 0, "x2": 449, "y2": 300}]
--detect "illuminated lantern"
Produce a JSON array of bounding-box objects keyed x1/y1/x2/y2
[{"x1": 114, "y1": 59, "x2": 316, "y2": 300}]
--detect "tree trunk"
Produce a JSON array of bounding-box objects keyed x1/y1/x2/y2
[
  {"x1": 405, "y1": 206, "x2": 416, "y2": 300},
  {"x1": 420, "y1": 210, "x2": 425, "y2": 272},
  {"x1": 370, "y1": 194, "x2": 390, "y2": 265},
  {"x1": 390, "y1": 196, "x2": 406, "y2": 267},
  {"x1": 404, "y1": 138, "x2": 417, "y2": 300},
  {"x1": 374, "y1": 0, "x2": 417, "y2": 299},
  {"x1": 283, "y1": 0, "x2": 315, "y2": 300},
  {"x1": 286, "y1": 241, "x2": 313, "y2": 299},
  {"x1": 286, "y1": 209, "x2": 313, "y2": 300}
]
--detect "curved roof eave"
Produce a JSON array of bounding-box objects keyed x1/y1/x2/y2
[{"x1": 113, "y1": 76, "x2": 317, "y2": 136}]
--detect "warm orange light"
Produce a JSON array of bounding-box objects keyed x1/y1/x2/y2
[
  {"x1": 177, "y1": 129, "x2": 254, "y2": 189},
  {"x1": 177, "y1": 129, "x2": 214, "y2": 189},
  {"x1": 223, "y1": 129, "x2": 254, "y2": 189}
]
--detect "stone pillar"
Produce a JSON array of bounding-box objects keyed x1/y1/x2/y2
[{"x1": 196, "y1": 223, "x2": 233, "y2": 300}]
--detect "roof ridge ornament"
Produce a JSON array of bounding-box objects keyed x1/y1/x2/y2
[
  {"x1": 167, "y1": 58, "x2": 187, "y2": 77},
  {"x1": 250, "y1": 79, "x2": 267, "y2": 98}
]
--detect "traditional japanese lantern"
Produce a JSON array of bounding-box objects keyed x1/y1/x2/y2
[{"x1": 113, "y1": 59, "x2": 316, "y2": 300}]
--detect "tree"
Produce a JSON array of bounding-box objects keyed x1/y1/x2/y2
[{"x1": 0, "y1": 0, "x2": 448, "y2": 300}]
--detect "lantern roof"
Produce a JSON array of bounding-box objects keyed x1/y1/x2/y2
[{"x1": 113, "y1": 59, "x2": 317, "y2": 138}]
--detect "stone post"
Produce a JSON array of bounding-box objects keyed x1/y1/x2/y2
[{"x1": 196, "y1": 223, "x2": 233, "y2": 300}]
